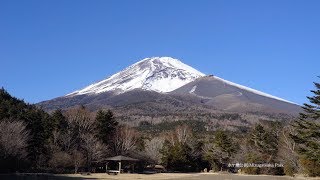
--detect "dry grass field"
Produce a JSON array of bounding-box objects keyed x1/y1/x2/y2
[{"x1": 55, "y1": 173, "x2": 318, "y2": 180}]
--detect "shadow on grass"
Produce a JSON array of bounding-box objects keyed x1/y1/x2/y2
[{"x1": 0, "y1": 174, "x2": 98, "y2": 180}]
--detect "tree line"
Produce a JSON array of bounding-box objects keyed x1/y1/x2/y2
[{"x1": 0, "y1": 79, "x2": 319, "y2": 177}]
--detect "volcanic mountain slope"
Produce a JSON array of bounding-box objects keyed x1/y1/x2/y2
[
  {"x1": 38, "y1": 57, "x2": 300, "y2": 116},
  {"x1": 67, "y1": 57, "x2": 204, "y2": 96},
  {"x1": 171, "y1": 75, "x2": 301, "y2": 114},
  {"x1": 39, "y1": 57, "x2": 204, "y2": 110}
]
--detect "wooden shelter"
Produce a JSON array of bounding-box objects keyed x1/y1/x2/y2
[{"x1": 105, "y1": 155, "x2": 139, "y2": 174}]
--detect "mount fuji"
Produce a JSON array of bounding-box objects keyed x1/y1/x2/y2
[
  {"x1": 67, "y1": 57, "x2": 204, "y2": 96},
  {"x1": 39, "y1": 57, "x2": 300, "y2": 116}
]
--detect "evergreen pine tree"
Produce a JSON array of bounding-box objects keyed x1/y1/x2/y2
[
  {"x1": 160, "y1": 140, "x2": 194, "y2": 172},
  {"x1": 51, "y1": 109, "x2": 68, "y2": 131},
  {"x1": 0, "y1": 88, "x2": 54, "y2": 170},
  {"x1": 95, "y1": 109, "x2": 118, "y2": 145},
  {"x1": 214, "y1": 130, "x2": 237, "y2": 158},
  {"x1": 249, "y1": 124, "x2": 278, "y2": 158},
  {"x1": 291, "y1": 80, "x2": 320, "y2": 177}
]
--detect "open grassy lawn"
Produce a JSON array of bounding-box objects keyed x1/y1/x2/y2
[
  {"x1": 1, "y1": 173, "x2": 317, "y2": 180},
  {"x1": 56, "y1": 173, "x2": 317, "y2": 180}
]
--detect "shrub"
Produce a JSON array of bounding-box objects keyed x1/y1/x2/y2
[
  {"x1": 48, "y1": 151, "x2": 73, "y2": 172},
  {"x1": 284, "y1": 161, "x2": 296, "y2": 177},
  {"x1": 300, "y1": 157, "x2": 320, "y2": 177},
  {"x1": 242, "y1": 153, "x2": 260, "y2": 175}
]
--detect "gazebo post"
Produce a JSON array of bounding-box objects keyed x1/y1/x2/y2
[
  {"x1": 105, "y1": 162, "x2": 108, "y2": 173},
  {"x1": 105, "y1": 155, "x2": 138, "y2": 174}
]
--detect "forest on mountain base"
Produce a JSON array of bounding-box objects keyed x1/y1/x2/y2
[{"x1": 0, "y1": 81, "x2": 319, "y2": 177}]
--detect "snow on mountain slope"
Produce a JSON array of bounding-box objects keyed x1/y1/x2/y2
[
  {"x1": 66, "y1": 57, "x2": 205, "y2": 96},
  {"x1": 172, "y1": 75, "x2": 297, "y2": 106},
  {"x1": 65, "y1": 56, "x2": 296, "y2": 106},
  {"x1": 213, "y1": 76, "x2": 296, "y2": 104}
]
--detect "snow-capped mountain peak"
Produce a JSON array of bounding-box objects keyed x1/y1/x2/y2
[{"x1": 66, "y1": 57, "x2": 205, "y2": 96}]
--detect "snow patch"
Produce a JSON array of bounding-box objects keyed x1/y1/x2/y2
[{"x1": 189, "y1": 86, "x2": 197, "y2": 94}]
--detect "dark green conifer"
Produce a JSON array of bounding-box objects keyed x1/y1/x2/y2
[
  {"x1": 51, "y1": 109, "x2": 68, "y2": 131},
  {"x1": 291, "y1": 80, "x2": 320, "y2": 177},
  {"x1": 95, "y1": 110, "x2": 118, "y2": 145}
]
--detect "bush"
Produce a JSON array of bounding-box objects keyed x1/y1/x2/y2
[
  {"x1": 242, "y1": 153, "x2": 260, "y2": 175},
  {"x1": 48, "y1": 151, "x2": 73, "y2": 173},
  {"x1": 242, "y1": 167, "x2": 260, "y2": 175},
  {"x1": 210, "y1": 161, "x2": 221, "y2": 172},
  {"x1": 161, "y1": 141, "x2": 196, "y2": 172},
  {"x1": 300, "y1": 157, "x2": 320, "y2": 177},
  {"x1": 266, "y1": 167, "x2": 284, "y2": 176},
  {"x1": 284, "y1": 161, "x2": 296, "y2": 177}
]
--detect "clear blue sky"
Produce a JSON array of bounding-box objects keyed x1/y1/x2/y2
[{"x1": 0, "y1": 0, "x2": 319, "y2": 105}]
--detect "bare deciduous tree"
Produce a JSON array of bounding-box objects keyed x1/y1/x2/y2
[
  {"x1": 48, "y1": 151, "x2": 73, "y2": 170},
  {"x1": 65, "y1": 107, "x2": 95, "y2": 135},
  {"x1": 49, "y1": 107, "x2": 106, "y2": 173},
  {"x1": 72, "y1": 150, "x2": 84, "y2": 174},
  {"x1": 113, "y1": 125, "x2": 138, "y2": 155},
  {"x1": 52, "y1": 129, "x2": 60, "y2": 146},
  {"x1": 166, "y1": 131, "x2": 177, "y2": 146},
  {"x1": 80, "y1": 133, "x2": 106, "y2": 170},
  {"x1": 0, "y1": 120, "x2": 30, "y2": 159},
  {"x1": 281, "y1": 125, "x2": 297, "y2": 155},
  {"x1": 175, "y1": 125, "x2": 192, "y2": 144},
  {"x1": 59, "y1": 128, "x2": 75, "y2": 152},
  {"x1": 145, "y1": 137, "x2": 165, "y2": 164},
  {"x1": 165, "y1": 125, "x2": 193, "y2": 146},
  {"x1": 278, "y1": 125, "x2": 300, "y2": 173}
]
